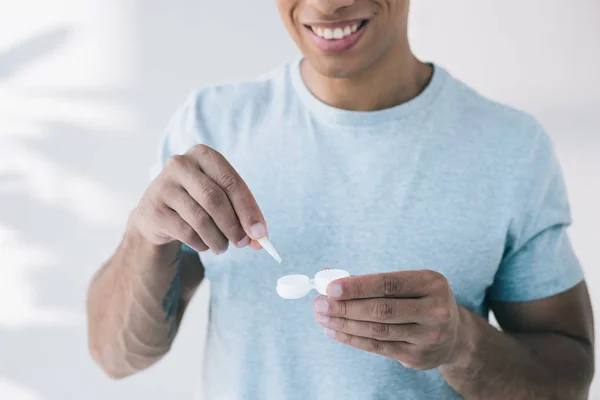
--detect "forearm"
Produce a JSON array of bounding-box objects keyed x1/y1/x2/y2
[
  {"x1": 439, "y1": 307, "x2": 594, "y2": 400},
  {"x1": 86, "y1": 220, "x2": 203, "y2": 378}
]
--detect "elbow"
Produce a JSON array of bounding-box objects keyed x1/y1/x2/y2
[
  {"x1": 87, "y1": 329, "x2": 170, "y2": 380},
  {"x1": 563, "y1": 342, "x2": 595, "y2": 400},
  {"x1": 88, "y1": 338, "x2": 135, "y2": 380},
  {"x1": 87, "y1": 308, "x2": 135, "y2": 378},
  {"x1": 579, "y1": 349, "x2": 595, "y2": 399},
  {"x1": 574, "y1": 341, "x2": 595, "y2": 398},
  {"x1": 97, "y1": 362, "x2": 133, "y2": 381},
  {"x1": 86, "y1": 284, "x2": 146, "y2": 379},
  {"x1": 85, "y1": 279, "x2": 172, "y2": 380},
  {"x1": 105, "y1": 370, "x2": 132, "y2": 381}
]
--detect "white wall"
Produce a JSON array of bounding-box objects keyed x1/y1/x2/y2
[{"x1": 0, "y1": 1, "x2": 598, "y2": 399}]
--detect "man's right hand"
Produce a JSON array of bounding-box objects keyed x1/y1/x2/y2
[{"x1": 131, "y1": 144, "x2": 267, "y2": 254}]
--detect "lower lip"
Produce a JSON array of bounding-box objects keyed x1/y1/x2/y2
[{"x1": 306, "y1": 23, "x2": 367, "y2": 53}]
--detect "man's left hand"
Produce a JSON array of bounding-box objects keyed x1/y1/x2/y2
[{"x1": 313, "y1": 270, "x2": 464, "y2": 370}]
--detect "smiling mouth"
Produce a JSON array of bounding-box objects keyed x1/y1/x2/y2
[{"x1": 304, "y1": 19, "x2": 369, "y2": 40}]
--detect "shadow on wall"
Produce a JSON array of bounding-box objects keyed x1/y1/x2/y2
[
  {"x1": 0, "y1": 2, "x2": 295, "y2": 398},
  {"x1": 0, "y1": 28, "x2": 71, "y2": 81},
  {"x1": 0, "y1": 24, "x2": 199, "y2": 399}
]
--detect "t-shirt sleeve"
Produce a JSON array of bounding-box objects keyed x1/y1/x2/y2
[
  {"x1": 488, "y1": 128, "x2": 585, "y2": 302},
  {"x1": 149, "y1": 91, "x2": 202, "y2": 254},
  {"x1": 149, "y1": 91, "x2": 201, "y2": 181}
]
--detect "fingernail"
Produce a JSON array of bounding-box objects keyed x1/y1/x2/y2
[
  {"x1": 249, "y1": 223, "x2": 267, "y2": 240},
  {"x1": 214, "y1": 242, "x2": 229, "y2": 255},
  {"x1": 328, "y1": 283, "x2": 343, "y2": 298},
  {"x1": 236, "y1": 235, "x2": 250, "y2": 248},
  {"x1": 324, "y1": 328, "x2": 336, "y2": 338},
  {"x1": 317, "y1": 314, "x2": 329, "y2": 324},
  {"x1": 314, "y1": 298, "x2": 329, "y2": 313}
]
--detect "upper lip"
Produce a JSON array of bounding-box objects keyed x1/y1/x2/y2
[{"x1": 303, "y1": 19, "x2": 367, "y2": 29}]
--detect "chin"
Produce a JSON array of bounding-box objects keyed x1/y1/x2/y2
[{"x1": 305, "y1": 55, "x2": 369, "y2": 79}]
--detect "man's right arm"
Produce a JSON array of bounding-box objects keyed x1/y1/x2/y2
[
  {"x1": 86, "y1": 144, "x2": 269, "y2": 379},
  {"x1": 86, "y1": 225, "x2": 203, "y2": 379}
]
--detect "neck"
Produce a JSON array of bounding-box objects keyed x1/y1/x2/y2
[{"x1": 300, "y1": 44, "x2": 433, "y2": 112}]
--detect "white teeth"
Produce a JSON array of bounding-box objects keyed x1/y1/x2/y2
[{"x1": 311, "y1": 22, "x2": 362, "y2": 40}]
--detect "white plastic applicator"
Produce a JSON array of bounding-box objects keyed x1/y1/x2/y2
[{"x1": 258, "y1": 236, "x2": 282, "y2": 263}]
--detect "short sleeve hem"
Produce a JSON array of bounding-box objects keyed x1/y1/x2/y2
[{"x1": 488, "y1": 268, "x2": 584, "y2": 302}]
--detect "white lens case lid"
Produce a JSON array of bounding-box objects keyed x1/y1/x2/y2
[{"x1": 276, "y1": 269, "x2": 350, "y2": 299}]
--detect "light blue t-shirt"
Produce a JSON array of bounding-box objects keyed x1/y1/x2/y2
[{"x1": 151, "y1": 59, "x2": 584, "y2": 400}]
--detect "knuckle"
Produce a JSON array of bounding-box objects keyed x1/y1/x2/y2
[
  {"x1": 371, "y1": 323, "x2": 391, "y2": 338},
  {"x1": 164, "y1": 154, "x2": 187, "y2": 171},
  {"x1": 168, "y1": 187, "x2": 188, "y2": 206},
  {"x1": 190, "y1": 203, "x2": 205, "y2": 219},
  {"x1": 350, "y1": 279, "x2": 365, "y2": 298},
  {"x1": 148, "y1": 202, "x2": 165, "y2": 221},
  {"x1": 397, "y1": 325, "x2": 414, "y2": 340},
  {"x1": 422, "y1": 269, "x2": 439, "y2": 279},
  {"x1": 427, "y1": 328, "x2": 444, "y2": 344},
  {"x1": 195, "y1": 210, "x2": 212, "y2": 228},
  {"x1": 432, "y1": 306, "x2": 452, "y2": 323},
  {"x1": 201, "y1": 185, "x2": 226, "y2": 207},
  {"x1": 338, "y1": 333, "x2": 351, "y2": 345},
  {"x1": 380, "y1": 275, "x2": 400, "y2": 296},
  {"x1": 339, "y1": 301, "x2": 349, "y2": 317},
  {"x1": 150, "y1": 172, "x2": 168, "y2": 189},
  {"x1": 191, "y1": 144, "x2": 212, "y2": 158},
  {"x1": 403, "y1": 302, "x2": 420, "y2": 318},
  {"x1": 224, "y1": 221, "x2": 245, "y2": 239},
  {"x1": 426, "y1": 270, "x2": 449, "y2": 291},
  {"x1": 367, "y1": 338, "x2": 384, "y2": 352},
  {"x1": 219, "y1": 172, "x2": 242, "y2": 194},
  {"x1": 179, "y1": 224, "x2": 197, "y2": 244},
  {"x1": 373, "y1": 300, "x2": 394, "y2": 321}
]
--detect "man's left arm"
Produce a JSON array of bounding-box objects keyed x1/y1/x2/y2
[
  {"x1": 313, "y1": 272, "x2": 594, "y2": 400},
  {"x1": 440, "y1": 281, "x2": 594, "y2": 400}
]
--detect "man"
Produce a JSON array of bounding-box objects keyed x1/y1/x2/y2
[{"x1": 86, "y1": 0, "x2": 594, "y2": 399}]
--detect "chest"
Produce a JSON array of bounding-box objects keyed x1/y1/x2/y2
[{"x1": 200, "y1": 127, "x2": 511, "y2": 313}]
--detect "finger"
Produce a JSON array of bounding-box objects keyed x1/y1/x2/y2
[
  {"x1": 323, "y1": 329, "x2": 429, "y2": 369},
  {"x1": 313, "y1": 296, "x2": 437, "y2": 324},
  {"x1": 160, "y1": 208, "x2": 209, "y2": 253},
  {"x1": 248, "y1": 240, "x2": 262, "y2": 250},
  {"x1": 323, "y1": 328, "x2": 411, "y2": 360},
  {"x1": 163, "y1": 188, "x2": 229, "y2": 254},
  {"x1": 316, "y1": 315, "x2": 430, "y2": 344},
  {"x1": 166, "y1": 155, "x2": 250, "y2": 247},
  {"x1": 188, "y1": 145, "x2": 267, "y2": 240},
  {"x1": 327, "y1": 270, "x2": 443, "y2": 300}
]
